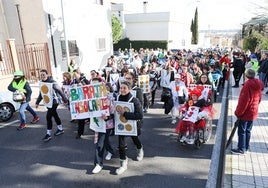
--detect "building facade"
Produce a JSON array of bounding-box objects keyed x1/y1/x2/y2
[{"x1": 0, "y1": 0, "x2": 113, "y2": 87}]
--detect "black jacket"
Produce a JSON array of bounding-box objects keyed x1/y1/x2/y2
[{"x1": 118, "y1": 93, "x2": 143, "y2": 132}]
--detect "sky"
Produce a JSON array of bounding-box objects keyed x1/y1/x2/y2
[{"x1": 111, "y1": 0, "x2": 268, "y2": 30}]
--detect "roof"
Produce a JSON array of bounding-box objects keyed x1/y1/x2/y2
[{"x1": 243, "y1": 17, "x2": 268, "y2": 26}]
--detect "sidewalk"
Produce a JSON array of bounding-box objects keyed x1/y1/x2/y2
[{"x1": 224, "y1": 79, "x2": 268, "y2": 187}]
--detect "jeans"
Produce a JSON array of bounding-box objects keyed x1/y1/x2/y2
[
  {"x1": 19, "y1": 102, "x2": 37, "y2": 124},
  {"x1": 94, "y1": 129, "x2": 114, "y2": 166},
  {"x1": 237, "y1": 120, "x2": 253, "y2": 152},
  {"x1": 259, "y1": 72, "x2": 267, "y2": 89}
]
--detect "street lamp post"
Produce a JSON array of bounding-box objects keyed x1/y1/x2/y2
[
  {"x1": 14, "y1": 2, "x2": 25, "y2": 47},
  {"x1": 61, "y1": 0, "x2": 70, "y2": 67}
]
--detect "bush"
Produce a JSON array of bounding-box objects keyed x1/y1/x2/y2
[
  {"x1": 243, "y1": 31, "x2": 268, "y2": 52},
  {"x1": 113, "y1": 38, "x2": 168, "y2": 51}
]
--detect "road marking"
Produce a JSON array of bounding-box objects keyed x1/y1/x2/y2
[{"x1": 0, "y1": 120, "x2": 19, "y2": 128}]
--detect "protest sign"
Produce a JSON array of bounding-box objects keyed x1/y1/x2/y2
[{"x1": 114, "y1": 101, "x2": 137, "y2": 136}]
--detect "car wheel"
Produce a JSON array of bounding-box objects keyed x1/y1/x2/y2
[{"x1": 0, "y1": 103, "x2": 15, "y2": 122}]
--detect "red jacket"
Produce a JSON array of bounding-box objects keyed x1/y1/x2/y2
[{"x1": 235, "y1": 78, "x2": 262, "y2": 121}]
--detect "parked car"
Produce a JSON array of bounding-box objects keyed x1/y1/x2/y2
[{"x1": 0, "y1": 91, "x2": 20, "y2": 122}]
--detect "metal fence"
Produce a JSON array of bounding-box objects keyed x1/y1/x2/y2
[
  {"x1": 0, "y1": 43, "x2": 51, "y2": 83},
  {"x1": 0, "y1": 45, "x2": 15, "y2": 76},
  {"x1": 16, "y1": 43, "x2": 51, "y2": 83}
]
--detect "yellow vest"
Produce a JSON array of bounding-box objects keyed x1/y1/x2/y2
[
  {"x1": 12, "y1": 80, "x2": 27, "y2": 93},
  {"x1": 251, "y1": 59, "x2": 259, "y2": 73}
]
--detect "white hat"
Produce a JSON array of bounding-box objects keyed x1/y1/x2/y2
[{"x1": 175, "y1": 74, "x2": 181, "y2": 79}]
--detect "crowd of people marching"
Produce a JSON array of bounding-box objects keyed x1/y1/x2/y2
[{"x1": 8, "y1": 46, "x2": 268, "y2": 174}]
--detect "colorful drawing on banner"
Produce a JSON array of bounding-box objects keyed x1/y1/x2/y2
[
  {"x1": 114, "y1": 101, "x2": 137, "y2": 136},
  {"x1": 69, "y1": 83, "x2": 110, "y2": 120},
  {"x1": 138, "y1": 75, "x2": 150, "y2": 93},
  {"x1": 182, "y1": 106, "x2": 200, "y2": 123},
  {"x1": 188, "y1": 84, "x2": 212, "y2": 101},
  {"x1": 39, "y1": 82, "x2": 53, "y2": 108},
  {"x1": 89, "y1": 117, "x2": 106, "y2": 133}
]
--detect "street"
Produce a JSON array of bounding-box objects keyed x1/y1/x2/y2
[{"x1": 0, "y1": 88, "x2": 223, "y2": 188}]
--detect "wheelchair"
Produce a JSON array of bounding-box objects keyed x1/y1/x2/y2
[
  {"x1": 175, "y1": 84, "x2": 213, "y2": 149},
  {"x1": 176, "y1": 117, "x2": 212, "y2": 149}
]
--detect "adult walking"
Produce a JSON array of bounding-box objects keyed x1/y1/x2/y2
[
  {"x1": 258, "y1": 52, "x2": 268, "y2": 91},
  {"x1": 8, "y1": 70, "x2": 40, "y2": 130},
  {"x1": 169, "y1": 74, "x2": 188, "y2": 124},
  {"x1": 231, "y1": 52, "x2": 245, "y2": 88},
  {"x1": 115, "y1": 81, "x2": 144, "y2": 175},
  {"x1": 231, "y1": 69, "x2": 262, "y2": 154},
  {"x1": 35, "y1": 69, "x2": 68, "y2": 142}
]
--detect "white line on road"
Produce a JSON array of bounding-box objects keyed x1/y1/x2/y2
[{"x1": 0, "y1": 120, "x2": 19, "y2": 128}]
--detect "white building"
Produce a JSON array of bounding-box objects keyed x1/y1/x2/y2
[
  {"x1": 111, "y1": 2, "x2": 196, "y2": 50},
  {"x1": 0, "y1": 0, "x2": 113, "y2": 81}
]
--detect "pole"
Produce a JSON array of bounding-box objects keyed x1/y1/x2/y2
[
  {"x1": 61, "y1": 0, "x2": 70, "y2": 66},
  {"x1": 15, "y1": 4, "x2": 25, "y2": 46},
  {"x1": 48, "y1": 14, "x2": 57, "y2": 68}
]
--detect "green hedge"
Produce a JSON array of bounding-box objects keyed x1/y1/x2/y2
[{"x1": 113, "y1": 38, "x2": 168, "y2": 51}]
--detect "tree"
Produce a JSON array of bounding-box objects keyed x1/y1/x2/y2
[
  {"x1": 193, "y1": 7, "x2": 199, "y2": 44},
  {"x1": 111, "y1": 14, "x2": 122, "y2": 44},
  {"x1": 243, "y1": 30, "x2": 268, "y2": 52},
  {"x1": 190, "y1": 19, "x2": 194, "y2": 44},
  {"x1": 190, "y1": 8, "x2": 199, "y2": 45}
]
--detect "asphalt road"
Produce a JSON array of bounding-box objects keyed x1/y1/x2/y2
[{"x1": 0, "y1": 88, "x2": 222, "y2": 188}]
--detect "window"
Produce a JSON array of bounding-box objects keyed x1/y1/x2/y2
[
  {"x1": 96, "y1": 38, "x2": 106, "y2": 51},
  {"x1": 60, "y1": 40, "x2": 79, "y2": 57},
  {"x1": 95, "y1": 0, "x2": 103, "y2": 5}
]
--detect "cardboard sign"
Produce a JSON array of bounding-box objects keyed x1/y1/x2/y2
[
  {"x1": 188, "y1": 84, "x2": 212, "y2": 101},
  {"x1": 89, "y1": 117, "x2": 106, "y2": 133},
  {"x1": 39, "y1": 82, "x2": 53, "y2": 108},
  {"x1": 114, "y1": 101, "x2": 137, "y2": 136},
  {"x1": 138, "y1": 75, "x2": 150, "y2": 93},
  {"x1": 69, "y1": 83, "x2": 110, "y2": 120},
  {"x1": 110, "y1": 73, "x2": 119, "y2": 92},
  {"x1": 183, "y1": 106, "x2": 200, "y2": 123}
]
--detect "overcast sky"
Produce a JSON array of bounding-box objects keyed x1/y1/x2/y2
[{"x1": 112, "y1": 0, "x2": 268, "y2": 30}]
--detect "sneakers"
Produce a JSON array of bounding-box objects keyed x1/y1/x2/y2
[
  {"x1": 171, "y1": 119, "x2": 177, "y2": 124},
  {"x1": 92, "y1": 164, "x2": 103, "y2": 174},
  {"x1": 187, "y1": 138, "x2": 195, "y2": 145},
  {"x1": 17, "y1": 123, "x2": 26, "y2": 130},
  {"x1": 31, "y1": 116, "x2": 40, "y2": 124},
  {"x1": 43, "y1": 134, "x2": 51, "y2": 142},
  {"x1": 137, "y1": 147, "x2": 144, "y2": 161},
  {"x1": 180, "y1": 136, "x2": 187, "y2": 143},
  {"x1": 116, "y1": 158, "x2": 128, "y2": 175},
  {"x1": 54, "y1": 129, "x2": 64, "y2": 136},
  {"x1": 231, "y1": 148, "x2": 244, "y2": 154},
  {"x1": 105, "y1": 152, "x2": 113, "y2": 160}
]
